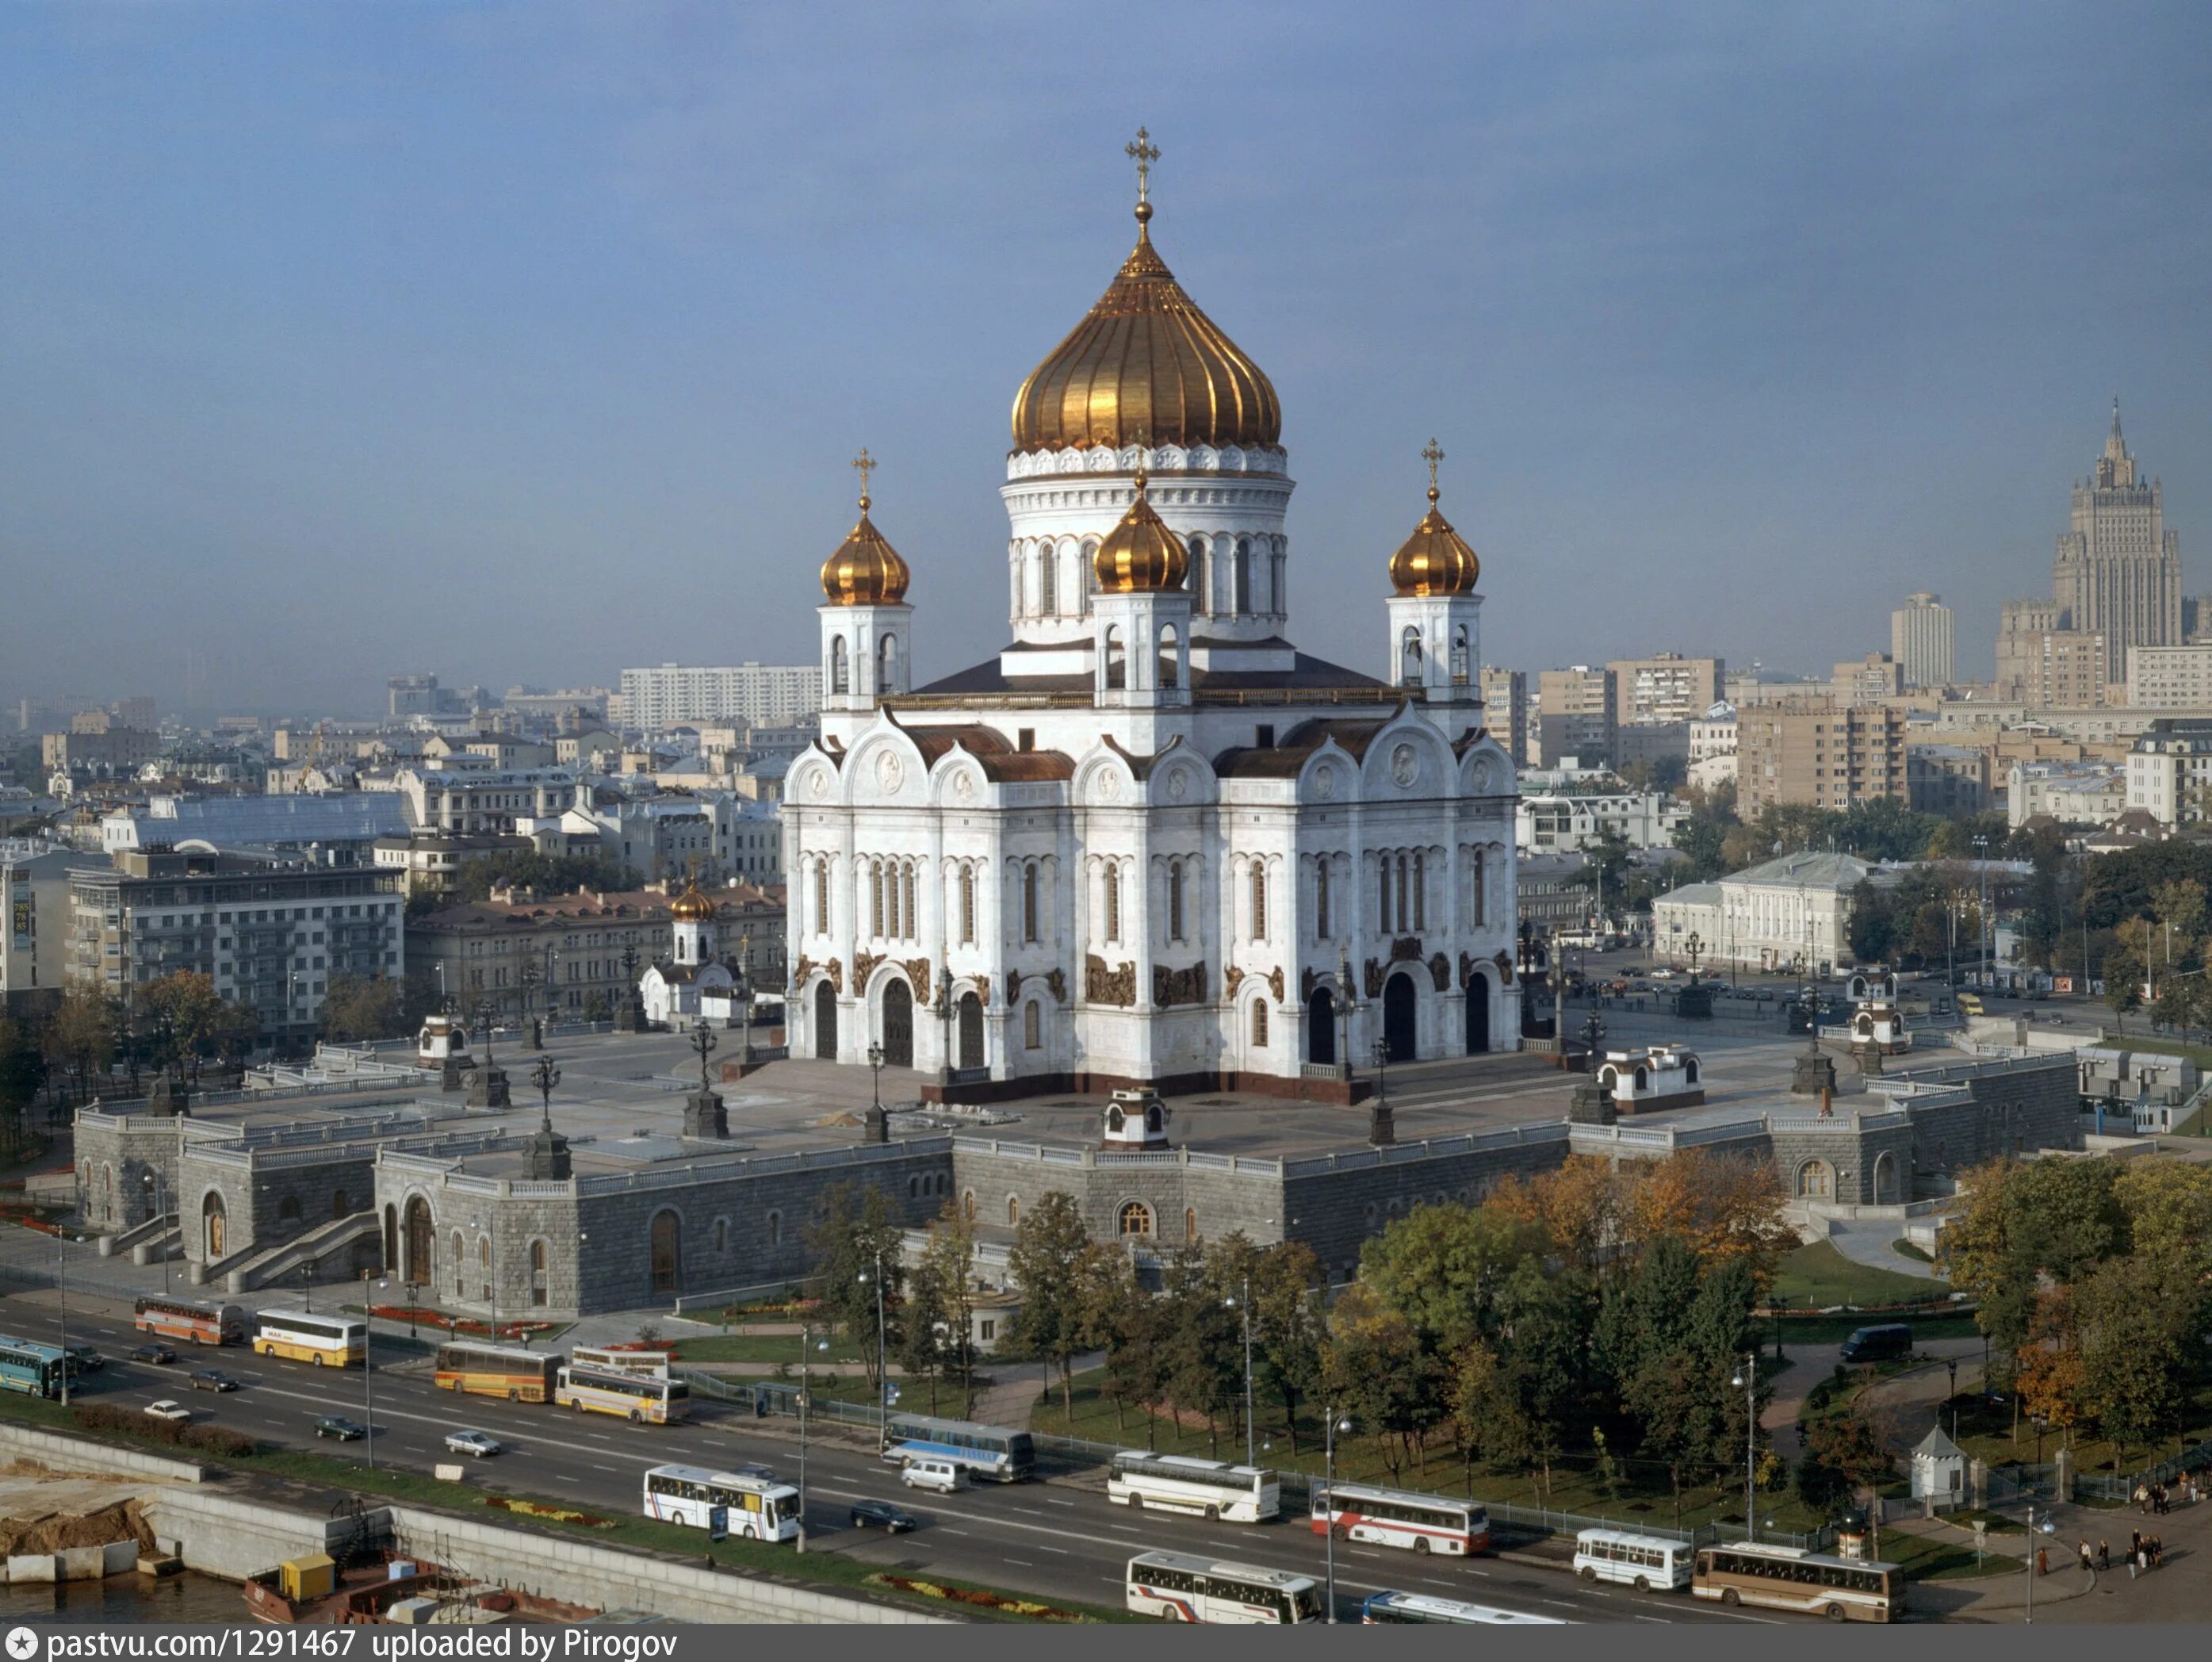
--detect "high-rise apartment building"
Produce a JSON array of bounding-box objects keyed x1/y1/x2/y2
[
  {"x1": 1889, "y1": 593, "x2": 1954, "y2": 688},
  {"x1": 1605, "y1": 653, "x2": 1724, "y2": 726},
  {"x1": 1993, "y1": 603, "x2": 2107, "y2": 707},
  {"x1": 2127, "y1": 645, "x2": 2212, "y2": 709},
  {"x1": 617, "y1": 663, "x2": 821, "y2": 730},
  {"x1": 2052, "y1": 401, "x2": 2182, "y2": 684},
  {"x1": 1536, "y1": 666, "x2": 1616, "y2": 767},
  {"x1": 1736, "y1": 699, "x2": 1908, "y2": 812},
  {"x1": 1831, "y1": 654, "x2": 1905, "y2": 706},
  {"x1": 1479, "y1": 668, "x2": 1529, "y2": 765}
]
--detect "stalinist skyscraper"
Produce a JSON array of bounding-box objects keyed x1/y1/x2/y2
[{"x1": 2053, "y1": 400, "x2": 2181, "y2": 684}]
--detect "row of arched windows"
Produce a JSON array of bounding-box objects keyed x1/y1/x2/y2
[
  {"x1": 868, "y1": 858, "x2": 919, "y2": 941},
  {"x1": 1397, "y1": 622, "x2": 1473, "y2": 687},
  {"x1": 1015, "y1": 534, "x2": 1288, "y2": 618},
  {"x1": 826, "y1": 634, "x2": 901, "y2": 697},
  {"x1": 1376, "y1": 848, "x2": 1428, "y2": 935}
]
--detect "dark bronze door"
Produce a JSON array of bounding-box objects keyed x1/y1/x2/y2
[
  {"x1": 958, "y1": 993, "x2": 984, "y2": 1070},
  {"x1": 1464, "y1": 976, "x2": 1490, "y2": 1055},
  {"x1": 813, "y1": 980, "x2": 837, "y2": 1059},
  {"x1": 882, "y1": 978, "x2": 913, "y2": 1068},
  {"x1": 1383, "y1": 972, "x2": 1417, "y2": 1063},
  {"x1": 1307, "y1": 987, "x2": 1336, "y2": 1065},
  {"x1": 650, "y1": 1210, "x2": 680, "y2": 1295}
]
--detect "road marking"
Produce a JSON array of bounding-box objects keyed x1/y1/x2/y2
[
  {"x1": 1632, "y1": 1614, "x2": 1671, "y2": 1624},
  {"x1": 938, "y1": 1529, "x2": 970, "y2": 1537},
  {"x1": 1004, "y1": 1558, "x2": 1032, "y2": 1567},
  {"x1": 1044, "y1": 1498, "x2": 1075, "y2": 1507},
  {"x1": 591, "y1": 1465, "x2": 618, "y2": 1473}
]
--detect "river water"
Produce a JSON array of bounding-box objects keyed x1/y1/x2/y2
[{"x1": 1, "y1": 1570, "x2": 246, "y2": 1624}]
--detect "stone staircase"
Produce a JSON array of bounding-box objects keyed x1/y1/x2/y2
[{"x1": 213, "y1": 1210, "x2": 382, "y2": 1294}]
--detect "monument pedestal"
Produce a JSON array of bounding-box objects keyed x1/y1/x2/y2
[
  {"x1": 468, "y1": 1066, "x2": 511, "y2": 1109},
  {"x1": 863, "y1": 1104, "x2": 888, "y2": 1145},
  {"x1": 1368, "y1": 1098, "x2": 1396, "y2": 1147},
  {"x1": 146, "y1": 1077, "x2": 194, "y2": 1119},
  {"x1": 683, "y1": 1089, "x2": 729, "y2": 1140},
  {"x1": 441, "y1": 1058, "x2": 471, "y2": 1093},
  {"x1": 1567, "y1": 1076, "x2": 1617, "y2": 1126},
  {"x1": 1792, "y1": 1048, "x2": 1839, "y2": 1097},
  {"x1": 1674, "y1": 982, "x2": 1715, "y2": 1020}
]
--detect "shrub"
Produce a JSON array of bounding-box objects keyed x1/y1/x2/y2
[{"x1": 181, "y1": 1423, "x2": 258, "y2": 1457}]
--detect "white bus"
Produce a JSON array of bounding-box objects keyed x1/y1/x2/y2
[
  {"x1": 881, "y1": 1413, "x2": 1034, "y2": 1481},
  {"x1": 572, "y1": 1344, "x2": 670, "y2": 1378},
  {"x1": 1125, "y1": 1552, "x2": 1322, "y2": 1624},
  {"x1": 1108, "y1": 1452, "x2": 1278, "y2": 1522},
  {"x1": 1692, "y1": 1543, "x2": 1902, "y2": 1622},
  {"x1": 642, "y1": 1465, "x2": 798, "y2": 1543},
  {"x1": 1362, "y1": 1591, "x2": 1567, "y2": 1625},
  {"x1": 252, "y1": 1311, "x2": 366, "y2": 1368},
  {"x1": 1311, "y1": 1482, "x2": 1490, "y2": 1556},
  {"x1": 555, "y1": 1365, "x2": 691, "y2": 1425},
  {"x1": 1573, "y1": 1529, "x2": 1691, "y2": 1591}
]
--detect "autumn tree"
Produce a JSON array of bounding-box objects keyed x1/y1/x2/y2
[
  {"x1": 2014, "y1": 1289, "x2": 2084, "y2": 1445},
  {"x1": 2112, "y1": 1161, "x2": 2212, "y2": 1282},
  {"x1": 804, "y1": 1181, "x2": 906, "y2": 1393},
  {"x1": 1001, "y1": 1189, "x2": 1094, "y2": 1415},
  {"x1": 43, "y1": 987, "x2": 116, "y2": 1104},
  {"x1": 1446, "y1": 1338, "x2": 1535, "y2": 1487},
  {"x1": 320, "y1": 973, "x2": 408, "y2": 1042},
  {"x1": 2073, "y1": 1254, "x2": 2191, "y2": 1467},
  {"x1": 1357, "y1": 1201, "x2": 1540, "y2": 1350},
  {"x1": 138, "y1": 971, "x2": 232, "y2": 1080},
  {"x1": 1320, "y1": 1282, "x2": 1442, "y2": 1481},
  {"x1": 1622, "y1": 1150, "x2": 1796, "y2": 1293},
  {"x1": 1158, "y1": 1246, "x2": 1242, "y2": 1458},
  {"x1": 1486, "y1": 1155, "x2": 1625, "y2": 1277}
]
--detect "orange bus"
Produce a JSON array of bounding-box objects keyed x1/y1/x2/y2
[
  {"x1": 133, "y1": 1296, "x2": 247, "y2": 1346},
  {"x1": 434, "y1": 1342, "x2": 561, "y2": 1404}
]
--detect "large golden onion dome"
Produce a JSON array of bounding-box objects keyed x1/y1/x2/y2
[
  {"x1": 1011, "y1": 198, "x2": 1281, "y2": 454},
  {"x1": 1093, "y1": 471, "x2": 1189, "y2": 593},
  {"x1": 668, "y1": 882, "x2": 716, "y2": 922},
  {"x1": 819, "y1": 460, "x2": 911, "y2": 606},
  {"x1": 1388, "y1": 442, "x2": 1480, "y2": 595}
]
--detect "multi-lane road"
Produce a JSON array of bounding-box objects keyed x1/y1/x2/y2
[{"x1": 2, "y1": 1292, "x2": 1808, "y2": 1626}]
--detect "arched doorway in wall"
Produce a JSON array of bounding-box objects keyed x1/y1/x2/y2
[
  {"x1": 813, "y1": 980, "x2": 837, "y2": 1060},
  {"x1": 957, "y1": 992, "x2": 984, "y2": 1070},
  {"x1": 201, "y1": 1192, "x2": 227, "y2": 1260},
  {"x1": 404, "y1": 1196, "x2": 435, "y2": 1285},
  {"x1": 1464, "y1": 972, "x2": 1491, "y2": 1055},
  {"x1": 382, "y1": 1203, "x2": 398, "y2": 1273},
  {"x1": 1383, "y1": 972, "x2": 1418, "y2": 1063},
  {"x1": 880, "y1": 977, "x2": 914, "y2": 1069},
  {"x1": 650, "y1": 1209, "x2": 681, "y2": 1296},
  {"x1": 1873, "y1": 1151, "x2": 1899, "y2": 1205},
  {"x1": 1307, "y1": 986, "x2": 1338, "y2": 1066}
]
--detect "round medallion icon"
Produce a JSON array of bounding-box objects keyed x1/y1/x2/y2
[{"x1": 7, "y1": 1626, "x2": 40, "y2": 1660}]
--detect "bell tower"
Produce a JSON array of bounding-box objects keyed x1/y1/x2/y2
[
  {"x1": 819, "y1": 449, "x2": 914, "y2": 726},
  {"x1": 1383, "y1": 440, "x2": 1483, "y2": 708}
]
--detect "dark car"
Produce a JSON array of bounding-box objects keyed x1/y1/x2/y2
[
  {"x1": 1840, "y1": 1323, "x2": 1913, "y2": 1365},
  {"x1": 314, "y1": 1415, "x2": 366, "y2": 1441},
  {"x1": 730, "y1": 1462, "x2": 777, "y2": 1482},
  {"x1": 189, "y1": 1369, "x2": 239, "y2": 1392},
  {"x1": 849, "y1": 1499, "x2": 919, "y2": 1534},
  {"x1": 130, "y1": 1343, "x2": 178, "y2": 1365},
  {"x1": 65, "y1": 1345, "x2": 105, "y2": 1373}
]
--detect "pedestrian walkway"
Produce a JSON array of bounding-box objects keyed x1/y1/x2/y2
[{"x1": 1826, "y1": 1219, "x2": 1940, "y2": 1280}]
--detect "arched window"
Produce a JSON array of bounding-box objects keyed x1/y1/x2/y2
[
  {"x1": 1168, "y1": 861, "x2": 1185, "y2": 943},
  {"x1": 962, "y1": 1189, "x2": 977, "y2": 1223},
  {"x1": 1450, "y1": 625, "x2": 1470, "y2": 685},
  {"x1": 451, "y1": 1232, "x2": 465, "y2": 1297},
  {"x1": 830, "y1": 636, "x2": 849, "y2": 695},
  {"x1": 1104, "y1": 863, "x2": 1121, "y2": 944},
  {"x1": 528, "y1": 1239, "x2": 548, "y2": 1307},
  {"x1": 907, "y1": 1176, "x2": 920, "y2": 1200},
  {"x1": 1104, "y1": 625, "x2": 1126, "y2": 690},
  {"x1": 878, "y1": 633, "x2": 899, "y2": 693},
  {"x1": 1251, "y1": 1000, "x2": 1269, "y2": 1047},
  {"x1": 1413, "y1": 852, "x2": 1426, "y2": 932},
  {"x1": 1471, "y1": 849, "x2": 1487, "y2": 927},
  {"x1": 1118, "y1": 1201, "x2": 1154, "y2": 1237},
  {"x1": 870, "y1": 860, "x2": 884, "y2": 937},
  {"x1": 1396, "y1": 852, "x2": 1410, "y2": 933},
  {"x1": 1378, "y1": 854, "x2": 1391, "y2": 929},
  {"x1": 1233, "y1": 538, "x2": 1251, "y2": 612},
  {"x1": 1315, "y1": 860, "x2": 1331, "y2": 940},
  {"x1": 1022, "y1": 864, "x2": 1039, "y2": 942},
  {"x1": 1250, "y1": 862, "x2": 1266, "y2": 941},
  {"x1": 1039, "y1": 541, "x2": 1058, "y2": 613},
  {"x1": 331, "y1": 1188, "x2": 349, "y2": 1220},
  {"x1": 1270, "y1": 545, "x2": 1286, "y2": 615},
  {"x1": 1797, "y1": 1160, "x2": 1833, "y2": 1200},
  {"x1": 901, "y1": 863, "x2": 917, "y2": 940},
  {"x1": 1400, "y1": 626, "x2": 1424, "y2": 687},
  {"x1": 277, "y1": 1194, "x2": 300, "y2": 1224},
  {"x1": 479, "y1": 1235, "x2": 491, "y2": 1268},
  {"x1": 713, "y1": 1218, "x2": 727, "y2": 1253},
  {"x1": 1185, "y1": 1208, "x2": 1199, "y2": 1243},
  {"x1": 1024, "y1": 1000, "x2": 1042, "y2": 1049},
  {"x1": 766, "y1": 1211, "x2": 783, "y2": 1246},
  {"x1": 1186, "y1": 535, "x2": 1206, "y2": 607},
  {"x1": 959, "y1": 865, "x2": 976, "y2": 945},
  {"x1": 815, "y1": 859, "x2": 830, "y2": 935},
  {"x1": 1007, "y1": 1195, "x2": 1020, "y2": 1227},
  {"x1": 1159, "y1": 623, "x2": 1179, "y2": 689}
]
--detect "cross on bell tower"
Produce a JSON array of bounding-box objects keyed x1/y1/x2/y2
[{"x1": 1126, "y1": 127, "x2": 1160, "y2": 225}]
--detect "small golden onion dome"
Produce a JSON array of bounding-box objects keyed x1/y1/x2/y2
[
  {"x1": 819, "y1": 491, "x2": 911, "y2": 607},
  {"x1": 1093, "y1": 472, "x2": 1190, "y2": 594},
  {"x1": 668, "y1": 883, "x2": 716, "y2": 922},
  {"x1": 1388, "y1": 483, "x2": 1480, "y2": 596},
  {"x1": 1011, "y1": 207, "x2": 1281, "y2": 454}
]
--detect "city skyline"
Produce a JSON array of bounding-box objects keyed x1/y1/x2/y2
[{"x1": 5, "y1": 2, "x2": 2210, "y2": 717}]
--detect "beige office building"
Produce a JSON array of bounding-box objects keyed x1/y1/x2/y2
[
  {"x1": 1536, "y1": 666, "x2": 1615, "y2": 766},
  {"x1": 1736, "y1": 699, "x2": 1908, "y2": 813},
  {"x1": 1605, "y1": 653, "x2": 1724, "y2": 726},
  {"x1": 1481, "y1": 667, "x2": 1529, "y2": 764},
  {"x1": 2126, "y1": 644, "x2": 2212, "y2": 709},
  {"x1": 1890, "y1": 592, "x2": 1954, "y2": 689},
  {"x1": 1831, "y1": 653, "x2": 1905, "y2": 706}
]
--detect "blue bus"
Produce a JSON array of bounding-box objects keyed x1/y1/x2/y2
[
  {"x1": 1362, "y1": 1591, "x2": 1567, "y2": 1626},
  {"x1": 0, "y1": 1335, "x2": 70, "y2": 1400},
  {"x1": 881, "y1": 1413, "x2": 1035, "y2": 1482}
]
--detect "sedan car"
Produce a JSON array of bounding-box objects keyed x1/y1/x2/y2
[
  {"x1": 189, "y1": 1369, "x2": 239, "y2": 1392},
  {"x1": 314, "y1": 1415, "x2": 366, "y2": 1442},
  {"x1": 848, "y1": 1499, "x2": 920, "y2": 1534},
  {"x1": 66, "y1": 1346, "x2": 105, "y2": 1373},
  {"x1": 444, "y1": 1430, "x2": 503, "y2": 1458},
  {"x1": 130, "y1": 1343, "x2": 178, "y2": 1365},
  {"x1": 144, "y1": 1400, "x2": 191, "y2": 1423}
]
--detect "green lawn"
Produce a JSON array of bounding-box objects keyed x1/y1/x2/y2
[
  {"x1": 0, "y1": 1391, "x2": 1124, "y2": 1622},
  {"x1": 1891, "y1": 1239, "x2": 1935, "y2": 1264},
  {"x1": 1942, "y1": 1381, "x2": 2212, "y2": 1482},
  {"x1": 1881, "y1": 1528, "x2": 2019, "y2": 1582},
  {"x1": 1772, "y1": 1313, "x2": 1979, "y2": 1347},
  {"x1": 666, "y1": 1334, "x2": 866, "y2": 1365},
  {"x1": 1770, "y1": 1240, "x2": 1948, "y2": 1311}
]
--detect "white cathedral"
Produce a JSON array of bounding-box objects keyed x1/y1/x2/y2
[{"x1": 782, "y1": 145, "x2": 1520, "y2": 1098}]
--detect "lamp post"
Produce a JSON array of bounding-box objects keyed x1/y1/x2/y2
[
  {"x1": 1972, "y1": 836, "x2": 1990, "y2": 988},
  {"x1": 1336, "y1": 948, "x2": 1359, "y2": 1082},
  {"x1": 56, "y1": 1233, "x2": 82, "y2": 1406},
  {"x1": 144, "y1": 1170, "x2": 170, "y2": 1294},
  {"x1": 867, "y1": 1042, "x2": 885, "y2": 1112},
  {"x1": 1730, "y1": 1353, "x2": 1758, "y2": 1542},
  {"x1": 530, "y1": 1055, "x2": 561, "y2": 1129},
  {"x1": 1322, "y1": 1408, "x2": 1351, "y2": 1622},
  {"x1": 1946, "y1": 1358, "x2": 1958, "y2": 1442},
  {"x1": 1224, "y1": 1274, "x2": 1255, "y2": 1469},
  {"x1": 796, "y1": 1323, "x2": 828, "y2": 1552},
  {"x1": 858, "y1": 1249, "x2": 890, "y2": 1453},
  {"x1": 362, "y1": 1269, "x2": 377, "y2": 1470}
]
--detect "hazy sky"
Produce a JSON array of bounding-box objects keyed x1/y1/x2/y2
[{"x1": 5, "y1": 2, "x2": 2210, "y2": 718}]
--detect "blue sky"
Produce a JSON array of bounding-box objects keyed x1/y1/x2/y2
[{"x1": 4, "y1": 2, "x2": 2210, "y2": 717}]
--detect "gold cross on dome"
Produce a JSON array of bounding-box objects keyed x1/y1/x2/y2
[
  {"x1": 1126, "y1": 127, "x2": 1160, "y2": 206},
  {"x1": 1422, "y1": 438, "x2": 1445, "y2": 494},
  {"x1": 851, "y1": 447, "x2": 876, "y2": 505}
]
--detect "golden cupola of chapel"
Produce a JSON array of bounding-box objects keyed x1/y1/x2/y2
[
  {"x1": 819, "y1": 448, "x2": 911, "y2": 606},
  {"x1": 1092, "y1": 470, "x2": 1191, "y2": 593},
  {"x1": 1388, "y1": 438, "x2": 1480, "y2": 596}
]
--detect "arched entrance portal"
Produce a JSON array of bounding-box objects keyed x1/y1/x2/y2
[
  {"x1": 201, "y1": 1192, "x2": 226, "y2": 1260},
  {"x1": 1383, "y1": 972, "x2": 1418, "y2": 1063},
  {"x1": 880, "y1": 977, "x2": 914, "y2": 1069},
  {"x1": 813, "y1": 980, "x2": 837, "y2": 1060},
  {"x1": 404, "y1": 1196, "x2": 435, "y2": 1285},
  {"x1": 1307, "y1": 986, "x2": 1337, "y2": 1067},
  {"x1": 650, "y1": 1209, "x2": 681, "y2": 1296},
  {"x1": 1464, "y1": 974, "x2": 1491, "y2": 1055},
  {"x1": 1873, "y1": 1151, "x2": 1899, "y2": 1205},
  {"x1": 957, "y1": 992, "x2": 984, "y2": 1070}
]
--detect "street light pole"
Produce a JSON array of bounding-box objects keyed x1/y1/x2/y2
[
  {"x1": 56, "y1": 1235, "x2": 78, "y2": 1407},
  {"x1": 860, "y1": 1249, "x2": 890, "y2": 1453},
  {"x1": 1323, "y1": 1408, "x2": 1350, "y2": 1622},
  {"x1": 362, "y1": 1270, "x2": 377, "y2": 1471},
  {"x1": 797, "y1": 1321, "x2": 826, "y2": 1553},
  {"x1": 1731, "y1": 1353, "x2": 1757, "y2": 1542},
  {"x1": 867, "y1": 1043, "x2": 885, "y2": 1113},
  {"x1": 1225, "y1": 1275, "x2": 1254, "y2": 1469}
]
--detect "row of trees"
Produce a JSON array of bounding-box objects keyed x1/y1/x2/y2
[{"x1": 1942, "y1": 1156, "x2": 2212, "y2": 1466}]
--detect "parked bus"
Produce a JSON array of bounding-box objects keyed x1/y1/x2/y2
[
  {"x1": 555, "y1": 1365, "x2": 690, "y2": 1425},
  {"x1": 1311, "y1": 1482, "x2": 1490, "y2": 1557},
  {"x1": 133, "y1": 1296, "x2": 247, "y2": 1347},
  {"x1": 1573, "y1": 1529, "x2": 1692, "y2": 1591},
  {"x1": 642, "y1": 1465, "x2": 799, "y2": 1543},
  {"x1": 252, "y1": 1311, "x2": 366, "y2": 1368},
  {"x1": 1692, "y1": 1543, "x2": 1902, "y2": 1622},
  {"x1": 1361, "y1": 1591, "x2": 1567, "y2": 1626},
  {"x1": 1108, "y1": 1452, "x2": 1278, "y2": 1522},
  {"x1": 1124, "y1": 1553, "x2": 1322, "y2": 1624},
  {"x1": 434, "y1": 1342, "x2": 561, "y2": 1404},
  {"x1": 0, "y1": 1336, "x2": 68, "y2": 1400},
  {"x1": 572, "y1": 1344, "x2": 670, "y2": 1378},
  {"x1": 882, "y1": 1413, "x2": 1034, "y2": 1482}
]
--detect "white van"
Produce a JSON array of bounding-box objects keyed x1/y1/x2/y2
[
  {"x1": 1572, "y1": 1529, "x2": 1690, "y2": 1591},
  {"x1": 901, "y1": 1457, "x2": 969, "y2": 1495}
]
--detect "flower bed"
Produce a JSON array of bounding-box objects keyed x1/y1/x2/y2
[
  {"x1": 866, "y1": 1573, "x2": 1093, "y2": 1622},
  {"x1": 486, "y1": 1496, "x2": 615, "y2": 1528}
]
